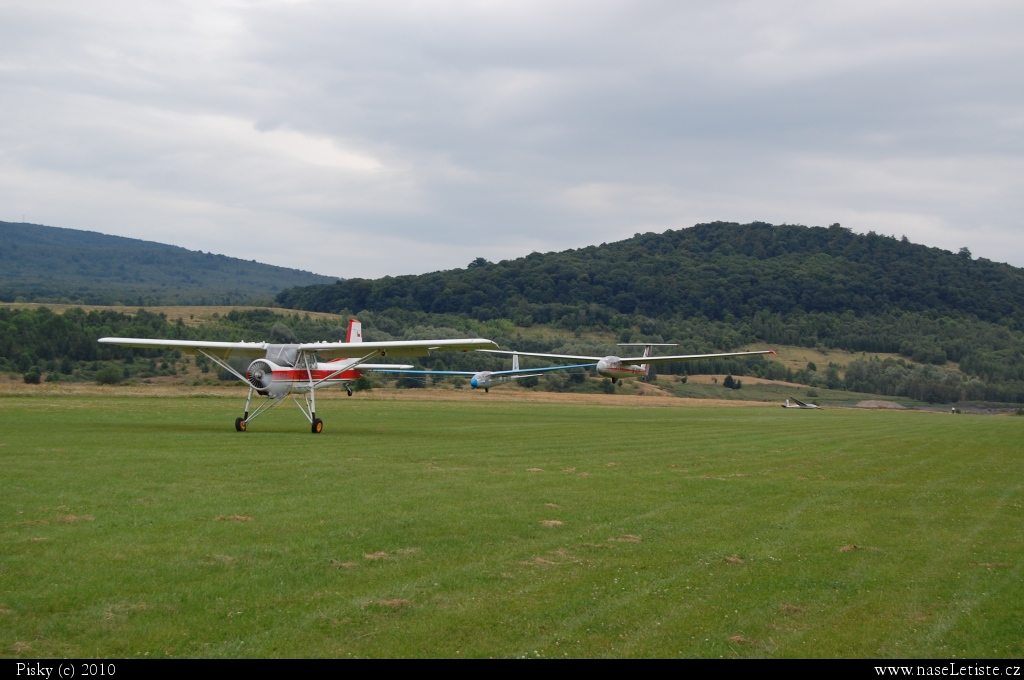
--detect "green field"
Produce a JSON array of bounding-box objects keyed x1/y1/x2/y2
[{"x1": 1, "y1": 395, "x2": 1022, "y2": 658}]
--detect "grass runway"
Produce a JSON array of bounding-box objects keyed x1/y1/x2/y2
[{"x1": 1, "y1": 394, "x2": 1022, "y2": 658}]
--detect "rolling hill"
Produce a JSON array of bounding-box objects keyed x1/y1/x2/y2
[{"x1": 0, "y1": 221, "x2": 337, "y2": 306}]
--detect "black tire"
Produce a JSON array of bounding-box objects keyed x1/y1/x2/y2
[
  {"x1": 312, "y1": 418, "x2": 323, "y2": 434},
  {"x1": 235, "y1": 417, "x2": 246, "y2": 432},
  {"x1": 346, "y1": 387, "x2": 353, "y2": 397}
]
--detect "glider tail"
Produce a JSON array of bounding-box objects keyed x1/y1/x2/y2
[{"x1": 639, "y1": 344, "x2": 652, "y2": 375}]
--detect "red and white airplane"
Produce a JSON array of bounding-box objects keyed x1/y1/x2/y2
[
  {"x1": 98, "y1": 319, "x2": 497, "y2": 433},
  {"x1": 478, "y1": 343, "x2": 775, "y2": 382}
]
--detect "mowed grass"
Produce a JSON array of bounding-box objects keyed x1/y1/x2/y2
[{"x1": 1, "y1": 396, "x2": 1022, "y2": 658}]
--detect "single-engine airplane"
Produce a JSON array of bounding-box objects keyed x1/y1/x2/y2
[
  {"x1": 478, "y1": 343, "x2": 775, "y2": 382},
  {"x1": 373, "y1": 353, "x2": 597, "y2": 392},
  {"x1": 98, "y1": 319, "x2": 497, "y2": 433},
  {"x1": 782, "y1": 397, "x2": 820, "y2": 409}
]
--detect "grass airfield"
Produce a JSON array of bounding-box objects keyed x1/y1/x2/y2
[{"x1": 1, "y1": 393, "x2": 1022, "y2": 658}]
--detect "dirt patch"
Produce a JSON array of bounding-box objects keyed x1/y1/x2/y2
[
  {"x1": 395, "y1": 547, "x2": 420, "y2": 555},
  {"x1": 728, "y1": 635, "x2": 753, "y2": 645},
  {"x1": 540, "y1": 520, "x2": 564, "y2": 527},
  {"x1": 780, "y1": 603, "x2": 803, "y2": 615},
  {"x1": 838, "y1": 545, "x2": 859, "y2": 552},
  {"x1": 58, "y1": 515, "x2": 94, "y2": 523},
  {"x1": 545, "y1": 503, "x2": 560, "y2": 508},
  {"x1": 0, "y1": 606, "x2": 14, "y2": 615},
  {"x1": 214, "y1": 515, "x2": 253, "y2": 522},
  {"x1": 12, "y1": 641, "x2": 31, "y2": 653},
  {"x1": 519, "y1": 556, "x2": 557, "y2": 566},
  {"x1": 562, "y1": 467, "x2": 576, "y2": 473},
  {"x1": 331, "y1": 560, "x2": 359, "y2": 570},
  {"x1": 725, "y1": 556, "x2": 745, "y2": 564},
  {"x1": 610, "y1": 535, "x2": 642, "y2": 544},
  {"x1": 578, "y1": 472, "x2": 591, "y2": 478},
  {"x1": 13, "y1": 520, "x2": 49, "y2": 526},
  {"x1": 856, "y1": 400, "x2": 907, "y2": 409},
  {"x1": 377, "y1": 599, "x2": 410, "y2": 608},
  {"x1": 526, "y1": 467, "x2": 544, "y2": 472},
  {"x1": 364, "y1": 551, "x2": 388, "y2": 560},
  {"x1": 605, "y1": 462, "x2": 620, "y2": 467}
]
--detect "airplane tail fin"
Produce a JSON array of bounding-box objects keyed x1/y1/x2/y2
[
  {"x1": 639, "y1": 344, "x2": 652, "y2": 375},
  {"x1": 512, "y1": 353, "x2": 520, "y2": 371},
  {"x1": 346, "y1": 319, "x2": 362, "y2": 343}
]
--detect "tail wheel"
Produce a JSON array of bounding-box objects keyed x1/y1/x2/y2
[
  {"x1": 235, "y1": 417, "x2": 247, "y2": 432},
  {"x1": 312, "y1": 418, "x2": 323, "y2": 434},
  {"x1": 346, "y1": 387, "x2": 353, "y2": 396}
]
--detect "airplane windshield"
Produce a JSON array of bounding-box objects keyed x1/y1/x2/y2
[{"x1": 265, "y1": 344, "x2": 300, "y2": 366}]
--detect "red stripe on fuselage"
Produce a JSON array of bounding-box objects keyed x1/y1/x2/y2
[{"x1": 272, "y1": 369, "x2": 362, "y2": 381}]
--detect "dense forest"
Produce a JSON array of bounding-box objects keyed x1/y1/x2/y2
[
  {"x1": 0, "y1": 221, "x2": 336, "y2": 305},
  {"x1": 273, "y1": 222, "x2": 1024, "y2": 403},
  {"x1": 277, "y1": 222, "x2": 1024, "y2": 328}
]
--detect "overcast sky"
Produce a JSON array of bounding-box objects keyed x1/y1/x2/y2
[{"x1": 2, "y1": 0, "x2": 1022, "y2": 278}]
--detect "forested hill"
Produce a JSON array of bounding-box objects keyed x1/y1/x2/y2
[
  {"x1": 277, "y1": 222, "x2": 1024, "y2": 330},
  {"x1": 0, "y1": 221, "x2": 336, "y2": 306}
]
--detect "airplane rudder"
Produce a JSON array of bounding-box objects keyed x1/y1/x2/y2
[{"x1": 346, "y1": 319, "x2": 363, "y2": 343}]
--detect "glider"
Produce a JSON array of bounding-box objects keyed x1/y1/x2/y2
[
  {"x1": 478, "y1": 343, "x2": 775, "y2": 382},
  {"x1": 98, "y1": 319, "x2": 497, "y2": 433},
  {"x1": 782, "y1": 397, "x2": 820, "y2": 409},
  {"x1": 373, "y1": 353, "x2": 596, "y2": 392}
]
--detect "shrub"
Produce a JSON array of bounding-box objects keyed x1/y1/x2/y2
[
  {"x1": 95, "y1": 365, "x2": 123, "y2": 385},
  {"x1": 23, "y1": 370, "x2": 41, "y2": 385}
]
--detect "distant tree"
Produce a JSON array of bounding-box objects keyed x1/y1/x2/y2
[
  {"x1": 723, "y1": 375, "x2": 735, "y2": 388},
  {"x1": 23, "y1": 369, "x2": 40, "y2": 384},
  {"x1": 806, "y1": 362, "x2": 817, "y2": 372}
]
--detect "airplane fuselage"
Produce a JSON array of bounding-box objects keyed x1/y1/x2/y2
[
  {"x1": 246, "y1": 358, "x2": 363, "y2": 398},
  {"x1": 596, "y1": 356, "x2": 647, "y2": 379}
]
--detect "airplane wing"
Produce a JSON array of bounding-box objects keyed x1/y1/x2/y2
[
  {"x1": 477, "y1": 350, "x2": 603, "y2": 361},
  {"x1": 365, "y1": 369, "x2": 477, "y2": 376},
  {"x1": 98, "y1": 338, "x2": 270, "y2": 359},
  {"x1": 491, "y1": 363, "x2": 597, "y2": 376},
  {"x1": 478, "y1": 349, "x2": 773, "y2": 365},
  {"x1": 302, "y1": 339, "x2": 498, "y2": 359},
  {"x1": 98, "y1": 338, "x2": 498, "y2": 360},
  {"x1": 791, "y1": 397, "x2": 809, "y2": 407},
  {"x1": 619, "y1": 350, "x2": 774, "y2": 366}
]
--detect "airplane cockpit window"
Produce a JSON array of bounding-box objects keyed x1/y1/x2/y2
[{"x1": 265, "y1": 344, "x2": 300, "y2": 366}]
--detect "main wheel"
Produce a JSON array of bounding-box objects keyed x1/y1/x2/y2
[
  {"x1": 346, "y1": 387, "x2": 353, "y2": 396},
  {"x1": 312, "y1": 418, "x2": 323, "y2": 434},
  {"x1": 235, "y1": 417, "x2": 247, "y2": 432}
]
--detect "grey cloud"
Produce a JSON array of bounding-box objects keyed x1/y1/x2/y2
[{"x1": 1, "y1": 0, "x2": 1022, "y2": 278}]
